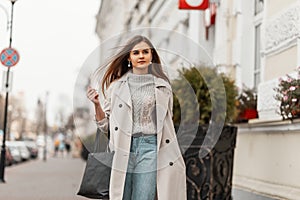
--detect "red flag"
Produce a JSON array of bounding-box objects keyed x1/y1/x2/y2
[
  {"x1": 204, "y1": 3, "x2": 217, "y2": 27},
  {"x1": 204, "y1": 3, "x2": 217, "y2": 40},
  {"x1": 179, "y1": 0, "x2": 209, "y2": 10},
  {"x1": 210, "y1": 3, "x2": 217, "y2": 25}
]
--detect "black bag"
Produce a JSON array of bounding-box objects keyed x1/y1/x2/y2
[{"x1": 77, "y1": 129, "x2": 114, "y2": 199}]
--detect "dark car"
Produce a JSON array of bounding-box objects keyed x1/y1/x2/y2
[{"x1": 0, "y1": 147, "x2": 14, "y2": 166}]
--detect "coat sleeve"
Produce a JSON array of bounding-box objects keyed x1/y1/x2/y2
[{"x1": 95, "y1": 84, "x2": 113, "y2": 134}]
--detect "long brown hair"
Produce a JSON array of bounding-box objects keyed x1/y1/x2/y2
[{"x1": 101, "y1": 35, "x2": 170, "y2": 94}]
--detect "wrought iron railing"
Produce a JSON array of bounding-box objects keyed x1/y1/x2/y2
[{"x1": 177, "y1": 125, "x2": 237, "y2": 200}]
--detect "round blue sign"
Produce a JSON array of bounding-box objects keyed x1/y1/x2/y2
[{"x1": 0, "y1": 48, "x2": 20, "y2": 67}]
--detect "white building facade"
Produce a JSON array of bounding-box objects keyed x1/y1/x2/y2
[
  {"x1": 233, "y1": 0, "x2": 300, "y2": 199},
  {"x1": 95, "y1": 0, "x2": 300, "y2": 199}
]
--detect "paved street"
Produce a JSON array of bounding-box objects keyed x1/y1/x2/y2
[
  {"x1": 0, "y1": 155, "x2": 279, "y2": 200},
  {"x1": 0, "y1": 156, "x2": 87, "y2": 200}
]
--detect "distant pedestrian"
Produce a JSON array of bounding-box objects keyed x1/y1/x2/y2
[
  {"x1": 58, "y1": 140, "x2": 65, "y2": 157},
  {"x1": 87, "y1": 35, "x2": 186, "y2": 200},
  {"x1": 54, "y1": 138, "x2": 60, "y2": 157},
  {"x1": 65, "y1": 140, "x2": 71, "y2": 155}
]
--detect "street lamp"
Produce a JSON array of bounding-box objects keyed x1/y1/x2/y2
[
  {"x1": 0, "y1": 0, "x2": 19, "y2": 183},
  {"x1": 43, "y1": 92, "x2": 49, "y2": 162},
  {"x1": 8, "y1": 0, "x2": 17, "y2": 48}
]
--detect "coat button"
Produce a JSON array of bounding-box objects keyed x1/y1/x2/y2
[
  {"x1": 169, "y1": 162, "x2": 174, "y2": 166},
  {"x1": 115, "y1": 127, "x2": 118, "y2": 131},
  {"x1": 165, "y1": 139, "x2": 170, "y2": 143},
  {"x1": 119, "y1": 104, "x2": 122, "y2": 108}
]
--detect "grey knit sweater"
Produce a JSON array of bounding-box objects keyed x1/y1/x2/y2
[{"x1": 128, "y1": 72, "x2": 157, "y2": 135}]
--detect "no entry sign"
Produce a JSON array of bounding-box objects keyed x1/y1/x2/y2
[
  {"x1": 0, "y1": 48, "x2": 20, "y2": 67},
  {"x1": 179, "y1": 0, "x2": 209, "y2": 10}
]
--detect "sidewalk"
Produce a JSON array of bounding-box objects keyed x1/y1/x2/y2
[
  {"x1": 0, "y1": 156, "x2": 87, "y2": 200},
  {"x1": 0, "y1": 155, "x2": 281, "y2": 200},
  {"x1": 232, "y1": 188, "x2": 280, "y2": 200}
]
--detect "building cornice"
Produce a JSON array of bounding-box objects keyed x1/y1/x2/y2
[
  {"x1": 237, "y1": 118, "x2": 300, "y2": 133},
  {"x1": 264, "y1": 3, "x2": 300, "y2": 56}
]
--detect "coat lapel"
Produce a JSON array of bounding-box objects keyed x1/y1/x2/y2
[
  {"x1": 114, "y1": 73, "x2": 132, "y2": 109},
  {"x1": 154, "y1": 77, "x2": 171, "y2": 149}
]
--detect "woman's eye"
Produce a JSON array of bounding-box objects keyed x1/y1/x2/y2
[{"x1": 132, "y1": 49, "x2": 150, "y2": 55}]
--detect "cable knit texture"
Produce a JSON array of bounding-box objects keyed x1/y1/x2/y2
[{"x1": 128, "y1": 72, "x2": 157, "y2": 135}]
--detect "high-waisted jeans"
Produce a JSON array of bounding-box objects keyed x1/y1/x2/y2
[{"x1": 122, "y1": 135, "x2": 157, "y2": 200}]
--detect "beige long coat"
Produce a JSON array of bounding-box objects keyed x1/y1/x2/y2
[{"x1": 100, "y1": 72, "x2": 187, "y2": 200}]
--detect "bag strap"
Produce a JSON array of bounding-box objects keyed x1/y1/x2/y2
[
  {"x1": 93, "y1": 129, "x2": 100, "y2": 153},
  {"x1": 93, "y1": 128, "x2": 110, "y2": 153}
]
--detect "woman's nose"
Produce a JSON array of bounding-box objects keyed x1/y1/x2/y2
[{"x1": 139, "y1": 52, "x2": 144, "y2": 57}]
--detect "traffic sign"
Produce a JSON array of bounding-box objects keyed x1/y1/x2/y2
[
  {"x1": 179, "y1": 0, "x2": 209, "y2": 10},
  {"x1": 0, "y1": 48, "x2": 20, "y2": 67}
]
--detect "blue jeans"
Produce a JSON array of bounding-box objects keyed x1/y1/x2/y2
[{"x1": 122, "y1": 135, "x2": 157, "y2": 200}]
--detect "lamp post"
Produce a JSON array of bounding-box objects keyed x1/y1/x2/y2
[
  {"x1": 43, "y1": 92, "x2": 49, "y2": 162},
  {"x1": 0, "y1": 0, "x2": 18, "y2": 183}
]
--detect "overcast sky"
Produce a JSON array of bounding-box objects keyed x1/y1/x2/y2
[{"x1": 0, "y1": 0, "x2": 100, "y2": 126}]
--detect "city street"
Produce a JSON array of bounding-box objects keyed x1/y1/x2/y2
[
  {"x1": 0, "y1": 154, "x2": 279, "y2": 200},
  {"x1": 0, "y1": 156, "x2": 87, "y2": 200}
]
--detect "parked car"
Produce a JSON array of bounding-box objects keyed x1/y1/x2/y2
[
  {"x1": 5, "y1": 142, "x2": 22, "y2": 164},
  {"x1": 0, "y1": 146, "x2": 14, "y2": 166},
  {"x1": 6, "y1": 141, "x2": 31, "y2": 161},
  {"x1": 23, "y1": 140, "x2": 39, "y2": 159}
]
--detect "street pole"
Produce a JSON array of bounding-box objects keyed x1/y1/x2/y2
[
  {"x1": 0, "y1": 69, "x2": 11, "y2": 183},
  {"x1": 43, "y1": 92, "x2": 49, "y2": 162},
  {"x1": 0, "y1": 0, "x2": 17, "y2": 183}
]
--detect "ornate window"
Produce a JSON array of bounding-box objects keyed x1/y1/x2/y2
[{"x1": 254, "y1": 24, "x2": 261, "y2": 89}]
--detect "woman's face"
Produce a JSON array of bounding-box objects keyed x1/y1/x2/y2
[{"x1": 128, "y1": 41, "x2": 152, "y2": 74}]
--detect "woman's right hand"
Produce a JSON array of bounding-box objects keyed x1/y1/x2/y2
[{"x1": 86, "y1": 86, "x2": 100, "y2": 105}]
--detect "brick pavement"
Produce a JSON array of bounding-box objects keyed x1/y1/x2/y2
[{"x1": 0, "y1": 156, "x2": 87, "y2": 200}]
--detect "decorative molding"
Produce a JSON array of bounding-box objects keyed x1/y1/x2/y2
[
  {"x1": 257, "y1": 79, "x2": 280, "y2": 110},
  {"x1": 265, "y1": 5, "x2": 300, "y2": 56},
  {"x1": 237, "y1": 118, "x2": 300, "y2": 133},
  {"x1": 257, "y1": 70, "x2": 299, "y2": 121},
  {"x1": 257, "y1": 79, "x2": 282, "y2": 121}
]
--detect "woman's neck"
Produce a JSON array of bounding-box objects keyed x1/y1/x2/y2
[{"x1": 132, "y1": 67, "x2": 148, "y2": 75}]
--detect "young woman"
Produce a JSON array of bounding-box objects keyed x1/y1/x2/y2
[{"x1": 87, "y1": 35, "x2": 186, "y2": 200}]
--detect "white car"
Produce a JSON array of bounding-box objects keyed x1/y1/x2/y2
[
  {"x1": 6, "y1": 141, "x2": 31, "y2": 161},
  {"x1": 6, "y1": 142, "x2": 21, "y2": 163}
]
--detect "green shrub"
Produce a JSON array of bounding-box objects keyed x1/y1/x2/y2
[{"x1": 172, "y1": 66, "x2": 238, "y2": 125}]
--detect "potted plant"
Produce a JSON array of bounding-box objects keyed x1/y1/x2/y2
[
  {"x1": 172, "y1": 66, "x2": 238, "y2": 125},
  {"x1": 236, "y1": 87, "x2": 258, "y2": 122},
  {"x1": 274, "y1": 67, "x2": 300, "y2": 120},
  {"x1": 171, "y1": 66, "x2": 238, "y2": 200}
]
